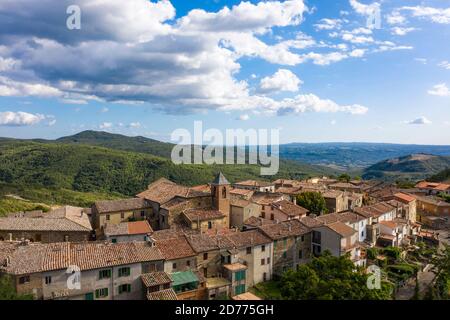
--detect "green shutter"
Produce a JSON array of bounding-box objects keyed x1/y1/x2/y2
[
  {"x1": 95, "y1": 290, "x2": 99, "y2": 299},
  {"x1": 127, "y1": 284, "x2": 131, "y2": 292},
  {"x1": 105, "y1": 288, "x2": 108, "y2": 297}
]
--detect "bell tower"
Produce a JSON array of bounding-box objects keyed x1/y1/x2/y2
[{"x1": 211, "y1": 172, "x2": 230, "y2": 227}]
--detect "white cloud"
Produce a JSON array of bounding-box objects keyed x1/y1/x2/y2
[
  {"x1": 349, "y1": 0, "x2": 380, "y2": 17},
  {"x1": 237, "y1": 114, "x2": 250, "y2": 121},
  {"x1": 259, "y1": 69, "x2": 302, "y2": 93},
  {"x1": 99, "y1": 122, "x2": 113, "y2": 130},
  {"x1": 100, "y1": 107, "x2": 109, "y2": 113},
  {"x1": 406, "y1": 116, "x2": 432, "y2": 125},
  {"x1": 349, "y1": 49, "x2": 366, "y2": 58},
  {"x1": 330, "y1": 119, "x2": 337, "y2": 125},
  {"x1": 47, "y1": 119, "x2": 56, "y2": 126},
  {"x1": 60, "y1": 99, "x2": 88, "y2": 105},
  {"x1": 391, "y1": 27, "x2": 416, "y2": 36},
  {"x1": 341, "y1": 32, "x2": 374, "y2": 44},
  {"x1": 415, "y1": 58, "x2": 427, "y2": 65},
  {"x1": 0, "y1": 111, "x2": 46, "y2": 126},
  {"x1": 386, "y1": 11, "x2": 407, "y2": 25},
  {"x1": 438, "y1": 61, "x2": 450, "y2": 70},
  {"x1": 128, "y1": 122, "x2": 141, "y2": 128},
  {"x1": 428, "y1": 83, "x2": 450, "y2": 96},
  {"x1": 314, "y1": 18, "x2": 343, "y2": 31},
  {"x1": 400, "y1": 6, "x2": 450, "y2": 24}
]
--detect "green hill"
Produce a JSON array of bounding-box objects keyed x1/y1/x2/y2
[
  {"x1": 0, "y1": 135, "x2": 337, "y2": 207},
  {"x1": 428, "y1": 168, "x2": 450, "y2": 183},
  {"x1": 362, "y1": 154, "x2": 450, "y2": 181}
]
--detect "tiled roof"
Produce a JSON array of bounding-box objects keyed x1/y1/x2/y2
[
  {"x1": 354, "y1": 202, "x2": 395, "y2": 218},
  {"x1": 298, "y1": 216, "x2": 323, "y2": 229},
  {"x1": 250, "y1": 192, "x2": 285, "y2": 205},
  {"x1": 225, "y1": 230, "x2": 272, "y2": 248},
  {"x1": 94, "y1": 198, "x2": 149, "y2": 214},
  {"x1": 322, "y1": 190, "x2": 344, "y2": 198},
  {"x1": 137, "y1": 178, "x2": 207, "y2": 204},
  {"x1": 185, "y1": 234, "x2": 234, "y2": 253},
  {"x1": 147, "y1": 288, "x2": 178, "y2": 300},
  {"x1": 230, "y1": 188, "x2": 254, "y2": 196},
  {"x1": 258, "y1": 220, "x2": 309, "y2": 240},
  {"x1": 183, "y1": 208, "x2": 225, "y2": 222},
  {"x1": 0, "y1": 241, "x2": 163, "y2": 275},
  {"x1": 155, "y1": 236, "x2": 196, "y2": 260},
  {"x1": 394, "y1": 193, "x2": 416, "y2": 203},
  {"x1": 232, "y1": 292, "x2": 262, "y2": 300},
  {"x1": 141, "y1": 271, "x2": 172, "y2": 287},
  {"x1": 325, "y1": 221, "x2": 357, "y2": 237},
  {"x1": 379, "y1": 220, "x2": 398, "y2": 229},
  {"x1": 234, "y1": 180, "x2": 273, "y2": 187},
  {"x1": 275, "y1": 186, "x2": 302, "y2": 195},
  {"x1": 104, "y1": 221, "x2": 153, "y2": 236},
  {"x1": 317, "y1": 213, "x2": 341, "y2": 225},
  {"x1": 272, "y1": 200, "x2": 309, "y2": 217},
  {"x1": 223, "y1": 263, "x2": 247, "y2": 271},
  {"x1": 231, "y1": 199, "x2": 252, "y2": 207},
  {"x1": 0, "y1": 217, "x2": 91, "y2": 232},
  {"x1": 190, "y1": 184, "x2": 211, "y2": 193},
  {"x1": 243, "y1": 216, "x2": 276, "y2": 228},
  {"x1": 329, "y1": 182, "x2": 361, "y2": 190},
  {"x1": 337, "y1": 211, "x2": 366, "y2": 224}
]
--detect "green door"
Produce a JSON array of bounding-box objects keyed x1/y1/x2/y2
[
  {"x1": 85, "y1": 292, "x2": 94, "y2": 300},
  {"x1": 235, "y1": 284, "x2": 245, "y2": 295}
]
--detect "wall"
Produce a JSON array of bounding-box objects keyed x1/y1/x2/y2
[
  {"x1": 164, "y1": 257, "x2": 197, "y2": 274},
  {"x1": 0, "y1": 230, "x2": 90, "y2": 243}
]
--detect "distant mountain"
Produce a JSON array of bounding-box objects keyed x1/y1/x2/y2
[
  {"x1": 55, "y1": 130, "x2": 174, "y2": 159},
  {"x1": 279, "y1": 142, "x2": 450, "y2": 170},
  {"x1": 362, "y1": 154, "x2": 450, "y2": 181}
]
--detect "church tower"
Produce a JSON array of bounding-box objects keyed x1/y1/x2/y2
[{"x1": 211, "y1": 172, "x2": 230, "y2": 227}]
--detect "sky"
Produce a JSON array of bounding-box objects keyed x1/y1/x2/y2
[{"x1": 0, "y1": 0, "x2": 450, "y2": 145}]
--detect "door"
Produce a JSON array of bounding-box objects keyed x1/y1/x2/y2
[{"x1": 85, "y1": 292, "x2": 94, "y2": 300}]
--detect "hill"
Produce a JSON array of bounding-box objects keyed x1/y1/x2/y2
[
  {"x1": 362, "y1": 154, "x2": 450, "y2": 181},
  {"x1": 0, "y1": 137, "x2": 336, "y2": 207},
  {"x1": 428, "y1": 168, "x2": 450, "y2": 183},
  {"x1": 279, "y1": 142, "x2": 450, "y2": 170}
]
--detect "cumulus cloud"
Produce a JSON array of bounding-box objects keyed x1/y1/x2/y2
[
  {"x1": 237, "y1": 114, "x2": 250, "y2": 121},
  {"x1": 314, "y1": 18, "x2": 344, "y2": 31},
  {"x1": 438, "y1": 61, "x2": 450, "y2": 70},
  {"x1": 99, "y1": 122, "x2": 113, "y2": 130},
  {"x1": 349, "y1": 0, "x2": 380, "y2": 18},
  {"x1": 386, "y1": 11, "x2": 407, "y2": 25},
  {"x1": 391, "y1": 27, "x2": 416, "y2": 36},
  {"x1": 128, "y1": 122, "x2": 141, "y2": 128},
  {"x1": 259, "y1": 69, "x2": 302, "y2": 93},
  {"x1": 0, "y1": 111, "x2": 46, "y2": 126},
  {"x1": 0, "y1": 0, "x2": 370, "y2": 117},
  {"x1": 406, "y1": 117, "x2": 432, "y2": 125},
  {"x1": 428, "y1": 83, "x2": 450, "y2": 97},
  {"x1": 400, "y1": 6, "x2": 450, "y2": 24}
]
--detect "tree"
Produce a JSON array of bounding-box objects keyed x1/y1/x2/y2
[
  {"x1": 0, "y1": 275, "x2": 34, "y2": 300},
  {"x1": 428, "y1": 244, "x2": 450, "y2": 300},
  {"x1": 338, "y1": 174, "x2": 351, "y2": 182},
  {"x1": 296, "y1": 192, "x2": 328, "y2": 215},
  {"x1": 279, "y1": 252, "x2": 393, "y2": 300}
]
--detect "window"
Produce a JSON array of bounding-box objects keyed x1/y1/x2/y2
[
  {"x1": 261, "y1": 245, "x2": 265, "y2": 252},
  {"x1": 301, "y1": 235, "x2": 304, "y2": 242},
  {"x1": 111, "y1": 238, "x2": 117, "y2": 243},
  {"x1": 312, "y1": 231, "x2": 321, "y2": 244},
  {"x1": 208, "y1": 221, "x2": 213, "y2": 229},
  {"x1": 85, "y1": 292, "x2": 94, "y2": 300},
  {"x1": 246, "y1": 247, "x2": 252, "y2": 254},
  {"x1": 118, "y1": 267, "x2": 130, "y2": 277},
  {"x1": 263, "y1": 272, "x2": 267, "y2": 281},
  {"x1": 141, "y1": 210, "x2": 145, "y2": 217},
  {"x1": 64, "y1": 235, "x2": 69, "y2": 242},
  {"x1": 45, "y1": 276, "x2": 52, "y2": 285},
  {"x1": 35, "y1": 234, "x2": 42, "y2": 242},
  {"x1": 99, "y1": 269, "x2": 111, "y2": 280},
  {"x1": 299, "y1": 249, "x2": 303, "y2": 259},
  {"x1": 118, "y1": 284, "x2": 131, "y2": 294},
  {"x1": 203, "y1": 253, "x2": 208, "y2": 260},
  {"x1": 121, "y1": 212, "x2": 125, "y2": 219},
  {"x1": 270, "y1": 213, "x2": 274, "y2": 220},
  {"x1": 222, "y1": 187, "x2": 227, "y2": 198},
  {"x1": 261, "y1": 258, "x2": 265, "y2": 266},
  {"x1": 261, "y1": 212, "x2": 266, "y2": 218},
  {"x1": 186, "y1": 260, "x2": 191, "y2": 267},
  {"x1": 106, "y1": 214, "x2": 110, "y2": 221},
  {"x1": 172, "y1": 263, "x2": 177, "y2": 270},
  {"x1": 267, "y1": 257, "x2": 270, "y2": 264},
  {"x1": 95, "y1": 288, "x2": 109, "y2": 299},
  {"x1": 19, "y1": 276, "x2": 30, "y2": 284},
  {"x1": 283, "y1": 252, "x2": 287, "y2": 259}
]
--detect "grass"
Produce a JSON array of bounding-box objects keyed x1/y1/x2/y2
[
  {"x1": 0, "y1": 197, "x2": 51, "y2": 216},
  {"x1": 0, "y1": 183, "x2": 124, "y2": 211},
  {"x1": 250, "y1": 280, "x2": 283, "y2": 300}
]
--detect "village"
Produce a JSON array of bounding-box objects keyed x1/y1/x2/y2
[{"x1": 0, "y1": 173, "x2": 449, "y2": 300}]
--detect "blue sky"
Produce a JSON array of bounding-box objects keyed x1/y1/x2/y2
[{"x1": 0, "y1": 0, "x2": 450, "y2": 144}]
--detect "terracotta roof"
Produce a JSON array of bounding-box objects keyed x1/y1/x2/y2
[
  {"x1": 230, "y1": 188, "x2": 254, "y2": 195},
  {"x1": 317, "y1": 213, "x2": 341, "y2": 225},
  {"x1": 94, "y1": 198, "x2": 149, "y2": 214},
  {"x1": 223, "y1": 263, "x2": 247, "y2": 271},
  {"x1": 379, "y1": 220, "x2": 397, "y2": 229},
  {"x1": 243, "y1": 216, "x2": 276, "y2": 228},
  {"x1": 234, "y1": 180, "x2": 273, "y2": 187},
  {"x1": 250, "y1": 192, "x2": 285, "y2": 205},
  {"x1": 183, "y1": 208, "x2": 225, "y2": 222},
  {"x1": 394, "y1": 192, "x2": 416, "y2": 203},
  {"x1": 329, "y1": 182, "x2": 361, "y2": 190},
  {"x1": 147, "y1": 288, "x2": 178, "y2": 300},
  {"x1": 160, "y1": 197, "x2": 190, "y2": 210},
  {"x1": 0, "y1": 241, "x2": 163, "y2": 275},
  {"x1": 232, "y1": 292, "x2": 262, "y2": 300},
  {"x1": 337, "y1": 211, "x2": 366, "y2": 224},
  {"x1": 275, "y1": 186, "x2": 302, "y2": 195},
  {"x1": 185, "y1": 233, "x2": 234, "y2": 252},
  {"x1": 231, "y1": 199, "x2": 252, "y2": 207},
  {"x1": 141, "y1": 271, "x2": 172, "y2": 287},
  {"x1": 0, "y1": 216, "x2": 91, "y2": 233},
  {"x1": 324, "y1": 221, "x2": 356, "y2": 237},
  {"x1": 273, "y1": 179, "x2": 301, "y2": 187},
  {"x1": 272, "y1": 200, "x2": 309, "y2": 217},
  {"x1": 225, "y1": 230, "x2": 272, "y2": 248},
  {"x1": 299, "y1": 216, "x2": 323, "y2": 229},
  {"x1": 155, "y1": 236, "x2": 196, "y2": 260},
  {"x1": 46, "y1": 206, "x2": 92, "y2": 230},
  {"x1": 258, "y1": 220, "x2": 309, "y2": 240},
  {"x1": 137, "y1": 178, "x2": 207, "y2": 204},
  {"x1": 190, "y1": 184, "x2": 211, "y2": 193},
  {"x1": 354, "y1": 202, "x2": 395, "y2": 219},
  {"x1": 416, "y1": 181, "x2": 440, "y2": 189},
  {"x1": 322, "y1": 190, "x2": 344, "y2": 198},
  {"x1": 104, "y1": 221, "x2": 153, "y2": 236}
]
